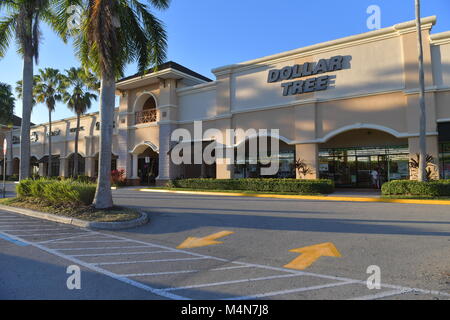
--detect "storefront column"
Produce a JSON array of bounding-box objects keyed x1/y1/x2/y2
[
  {"x1": 131, "y1": 153, "x2": 138, "y2": 179},
  {"x1": 216, "y1": 147, "x2": 233, "y2": 179},
  {"x1": 157, "y1": 123, "x2": 178, "y2": 185},
  {"x1": 295, "y1": 143, "x2": 319, "y2": 179},
  {"x1": 59, "y1": 157, "x2": 69, "y2": 178},
  {"x1": 38, "y1": 163, "x2": 45, "y2": 177},
  {"x1": 200, "y1": 162, "x2": 206, "y2": 178},
  {"x1": 408, "y1": 135, "x2": 440, "y2": 180},
  {"x1": 6, "y1": 160, "x2": 12, "y2": 176},
  {"x1": 84, "y1": 156, "x2": 95, "y2": 177}
]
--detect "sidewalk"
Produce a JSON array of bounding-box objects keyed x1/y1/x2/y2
[{"x1": 137, "y1": 187, "x2": 450, "y2": 206}]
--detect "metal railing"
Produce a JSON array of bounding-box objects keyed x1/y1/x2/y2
[{"x1": 135, "y1": 109, "x2": 157, "y2": 124}]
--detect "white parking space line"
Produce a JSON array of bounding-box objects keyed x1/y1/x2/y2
[
  {"x1": 0, "y1": 223, "x2": 52, "y2": 227},
  {"x1": 93, "y1": 257, "x2": 209, "y2": 266},
  {"x1": 0, "y1": 228, "x2": 74, "y2": 232},
  {"x1": 375, "y1": 284, "x2": 450, "y2": 299},
  {"x1": 121, "y1": 270, "x2": 200, "y2": 277},
  {"x1": 222, "y1": 280, "x2": 360, "y2": 300},
  {"x1": 56, "y1": 245, "x2": 153, "y2": 251},
  {"x1": 163, "y1": 273, "x2": 304, "y2": 292},
  {"x1": 0, "y1": 230, "x2": 190, "y2": 300},
  {"x1": 70, "y1": 250, "x2": 173, "y2": 257},
  {"x1": 84, "y1": 232, "x2": 230, "y2": 263},
  {"x1": 211, "y1": 265, "x2": 253, "y2": 271},
  {"x1": 37, "y1": 233, "x2": 99, "y2": 244},
  {"x1": 120, "y1": 265, "x2": 255, "y2": 278},
  {"x1": 349, "y1": 288, "x2": 414, "y2": 300},
  {"x1": 54, "y1": 240, "x2": 133, "y2": 243},
  {"x1": 2, "y1": 212, "x2": 448, "y2": 300},
  {"x1": 14, "y1": 232, "x2": 89, "y2": 237}
]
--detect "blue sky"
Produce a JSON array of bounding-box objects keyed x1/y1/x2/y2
[{"x1": 1, "y1": 0, "x2": 449, "y2": 125}]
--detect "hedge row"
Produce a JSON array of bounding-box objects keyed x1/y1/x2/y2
[
  {"x1": 16, "y1": 179, "x2": 96, "y2": 205},
  {"x1": 381, "y1": 180, "x2": 450, "y2": 197},
  {"x1": 167, "y1": 178, "x2": 335, "y2": 194}
]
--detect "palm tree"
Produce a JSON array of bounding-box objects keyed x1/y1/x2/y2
[
  {"x1": 0, "y1": 82, "x2": 15, "y2": 176},
  {"x1": 34, "y1": 68, "x2": 65, "y2": 177},
  {"x1": 0, "y1": 82, "x2": 15, "y2": 125},
  {"x1": 62, "y1": 67, "x2": 98, "y2": 178},
  {"x1": 0, "y1": 0, "x2": 58, "y2": 180},
  {"x1": 415, "y1": 0, "x2": 427, "y2": 182},
  {"x1": 56, "y1": 0, "x2": 169, "y2": 208}
]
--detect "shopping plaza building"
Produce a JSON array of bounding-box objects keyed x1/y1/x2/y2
[{"x1": 2, "y1": 16, "x2": 450, "y2": 187}]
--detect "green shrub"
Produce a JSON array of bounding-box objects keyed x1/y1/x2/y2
[
  {"x1": 7, "y1": 174, "x2": 19, "y2": 181},
  {"x1": 16, "y1": 178, "x2": 96, "y2": 205},
  {"x1": 29, "y1": 179, "x2": 49, "y2": 197},
  {"x1": 16, "y1": 179, "x2": 33, "y2": 197},
  {"x1": 167, "y1": 178, "x2": 334, "y2": 194},
  {"x1": 381, "y1": 180, "x2": 450, "y2": 197},
  {"x1": 75, "y1": 175, "x2": 94, "y2": 183}
]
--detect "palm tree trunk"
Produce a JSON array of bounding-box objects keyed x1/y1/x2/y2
[
  {"x1": 19, "y1": 54, "x2": 33, "y2": 180},
  {"x1": 415, "y1": 0, "x2": 427, "y2": 182},
  {"x1": 73, "y1": 113, "x2": 80, "y2": 178},
  {"x1": 92, "y1": 76, "x2": 114, "y2": 209},
  {"x1": 47, "y1": 109, "x2": 52, "y2": 177}
]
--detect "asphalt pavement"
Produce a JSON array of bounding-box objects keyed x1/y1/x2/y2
[{"x1": 0, "y1": 184, "x2": 449, "y2": 300}]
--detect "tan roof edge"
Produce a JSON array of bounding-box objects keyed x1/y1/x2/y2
[
  {"x1": 212, "y1": 16, "x2": 437, "y2": 74},
  {"x1": 430, "y1": 30, "x2": 450, "y2": 41}
]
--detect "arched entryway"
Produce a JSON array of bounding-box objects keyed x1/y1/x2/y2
[
  {"x1": 134, "y1": 93, "x2": 158, "y2": 124},
  {"x1": 136, "y1": 146, "x2": 159, "y2": 185},
  {"x1": 168, "y1": 141, "x2": 216, "y2": 179},
  {"x1": 94, "y1": 153, "x2": 118, "y2": 177},
  {"x1": 12, "y1": 157, "x2": 20, "y2": 175},
  {"x1": 232, "y1": 136, "x2": 295, "y2": 179},
  {"x1": 68, "y1": 153, "x2": 85, "y2": 177},
  {"x1": 30, "y1": 156, "x2": 39, "y2": 176},
  {"x1": 318, "y1": 128, "x2": 410, "y2": 188},
  {"x1": 40, "y1": 155, "x2": 60, "y2": 177}
]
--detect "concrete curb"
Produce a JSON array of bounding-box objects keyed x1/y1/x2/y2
[
  {"x1": 0, "y1": 204, "x2": 149, "y2": 230},
  {"x1": 137, "y1": 188, "x2": 450, "y2": 206}
]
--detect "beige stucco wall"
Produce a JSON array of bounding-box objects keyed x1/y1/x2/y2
[
  {"x1": 317, "y1": 92, "x2": 408, "y2": 139},
  {"x1": 178, "y1": 85, "x2": 217, "y2": 121},
  {"x1": 10, "y1": 17, "x2": 450, "y2": 181},
  {"x1": 436, "y1": 91, "x2": 450, "y2": 120},
  {"x1": 432, "y1": 42, "x2": 450, "y2": 87}
]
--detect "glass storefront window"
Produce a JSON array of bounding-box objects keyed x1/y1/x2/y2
[
  {"x1": 319, "y1": 146, "x2": 409, "y2": 188},
  {"x1": 439, "y1": 142, "x2": 450, "y2": 179},
  {"x1": 233, "y1": 150, "x2": 295, "y2": 178}
]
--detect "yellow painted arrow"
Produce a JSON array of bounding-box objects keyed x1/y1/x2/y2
[
  {"x1": 284, "y1": 242, "x2": 341, "y2": 270},
  {"x1": 176, "y1": 231, "x2": 235, "y2": 249}
]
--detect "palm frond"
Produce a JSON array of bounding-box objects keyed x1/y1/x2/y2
[{"x1": 0, "y1": 16, "x2": 17, "y2": 58}]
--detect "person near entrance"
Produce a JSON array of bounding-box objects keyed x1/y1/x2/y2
[{"x1": 371, "y1": 168, "x2": 380, "y2": 189}]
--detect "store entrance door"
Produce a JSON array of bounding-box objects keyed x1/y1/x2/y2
[
  {"x1": 356, "y1": 156, "x2": 371, "y2": 188},
  {"x1": 319, "y1": 146, "x2": 410, "y2": 188}
]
